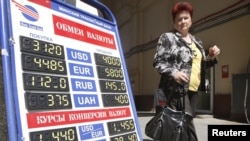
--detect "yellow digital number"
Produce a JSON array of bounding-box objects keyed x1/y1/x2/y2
[
  {"x1": 48, "y1": 94, "x2": 69, "y2": 107},
  {"x1": 128, "y1": 133, "x2": 137, "y2": 141},
  {"x1": 42, "y1": 59, "x2": 50, "y2": 69},
  {"x1": 55, "y1": 45, "x2": 63, "y2": 56},
  {"x1": 52, "y1": 129, "x2": 75, "y2": 141},
  {"x1": 62, "y1": 95, "x2": 69, "y2": 106},
  {"x1": 57, "y1": 61, "x2": 64, "y2": 72},
  {"x1": 102, "y1": 56, "x2": 121, "y2": 66},
  {"x1": 52, "y1": 131, "x2": 60, "y2": 141},
  {"x1": 121, "y1": 82, "x2": 126, "y2": 90},
  {"x1": 33, "y1": 40, "x2": 40, "y2": 51},
  {"x1": 47, "y1": 44, "x2": 63, "y2": 56},
  {"x1": 34, "y1": 57, "x2": 42, "y2": 68},
  {"x1": 59, "y1": 78, "x2": 67, "y2": 89},
  {"x1": 47, "y1": 44, "x2": 55, "y2": 55},
  {"x1": 67, "y1": 129, "x2": 76, "y2": 140},
  {"x1": 105, "y1": 81, "x2": 117, "y2": 90},
  {"x1": 114, "y1": 136, "x2": 124, "y2": 141},
  {"x1": 105, "y1": 68, "x2": 123, "y2": 78},
  {"x1": 115, "y1": 95, "x2": 129, "y2": 104},
  {"x1": 60, "y1": 130, "x2": 68, "y2": 140},
  {"x1": 120, "y1": 120, "x2": 135, "y2": 130},
  {"x1": 31, "y1": 39, "x2": 63, "y2": 56},
  {"x1": 34, "y1": 57, "x2": 65, "y2": 72},
  {"x1": 44, "y1": 76, "x2": 52, "y2": 88},
  {"x1": 48, "y1": 94, "x2": 54, "y2": 107}
]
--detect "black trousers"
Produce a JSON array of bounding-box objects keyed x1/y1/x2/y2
[{"x1": 168, "y1": 91, "x2": 198, "y2": 141}]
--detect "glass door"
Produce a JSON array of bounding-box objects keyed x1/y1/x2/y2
[{"x1": 196, "y1": 67, "x2": 214, "y2": 113}]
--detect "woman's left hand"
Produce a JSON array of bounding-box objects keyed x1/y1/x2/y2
[{"x1": 209, "y1": 45, "x2": 220, "y2": 57}]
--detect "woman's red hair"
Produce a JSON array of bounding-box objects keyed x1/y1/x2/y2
[{"x1": 172, "y1": 2, "x2": 193, "y2": 20}]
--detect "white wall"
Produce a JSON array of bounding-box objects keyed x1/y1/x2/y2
[
  {"x1": 196, "y1": 15, "x2": 250, "y2": 94},
  {"x1": 99, "y1": 0, "x2": 250, "y2": 96}
]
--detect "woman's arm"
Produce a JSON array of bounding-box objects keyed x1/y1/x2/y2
[
  {"x1": 205, "y1": 45, "x2": 220, "y2": 69},
  {"x1": 153, "y1": 33, "x2": 178, "y2": 77}
]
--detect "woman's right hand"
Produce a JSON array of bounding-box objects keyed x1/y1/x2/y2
[{"x1": 173, "y1": 71, "x2": 189, "y2": 84}]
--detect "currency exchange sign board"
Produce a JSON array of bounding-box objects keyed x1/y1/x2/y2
[{"x1": 7, "y1": 0, "x2": 142, "y2": 140}]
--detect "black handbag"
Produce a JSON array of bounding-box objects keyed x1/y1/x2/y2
[
  {"x1": 161, "y1": 107, "x2": 192, "y2": 141},
  {"x1": 145, "y1": 87, "x2": 193, "y2": 141},
  {"x1": 144, "y1": 108, "x2": 164, "y2": 140}
]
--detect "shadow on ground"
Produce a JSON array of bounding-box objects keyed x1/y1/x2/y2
[{"x1": 137, "y1": 112, "x2": 155, "y2": 117}]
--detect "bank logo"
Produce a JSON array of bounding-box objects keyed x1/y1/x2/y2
[{"x1": 13, "y1": 0, "x2": 39, "y2": 21}]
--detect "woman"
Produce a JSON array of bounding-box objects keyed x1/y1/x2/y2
[{"x1": 153, "y1": 2, "x2": 220, "y2": 141}]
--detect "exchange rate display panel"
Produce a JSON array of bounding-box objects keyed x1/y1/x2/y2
[{"x1": 2, "y1": 0, "x2": 142, "y2": 140}]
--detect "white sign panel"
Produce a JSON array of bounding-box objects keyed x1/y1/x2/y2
[{"x1": 6, "y1": 0, "x2": 142, "y2": 140}]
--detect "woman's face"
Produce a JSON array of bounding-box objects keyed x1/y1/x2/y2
[{"x1": 174, "y1": 10, "x2": 192, "y2": 34}]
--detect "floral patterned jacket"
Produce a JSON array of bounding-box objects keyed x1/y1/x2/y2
[{"x1": 153, "y1": 31, "x2": 217, "y2": 98}]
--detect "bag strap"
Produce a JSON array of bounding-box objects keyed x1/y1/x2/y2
[{"x1": 167, "y1": 84, "x2": 186, "y2": 112}]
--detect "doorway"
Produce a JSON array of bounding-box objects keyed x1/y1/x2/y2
[{"x1": 196, "y1": 67, "x2": 214, "y2": 113}]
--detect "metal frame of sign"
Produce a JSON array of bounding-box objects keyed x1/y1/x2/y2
[{"x1": 0, "y1": 0, "x2": 143, "y2": 140}]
